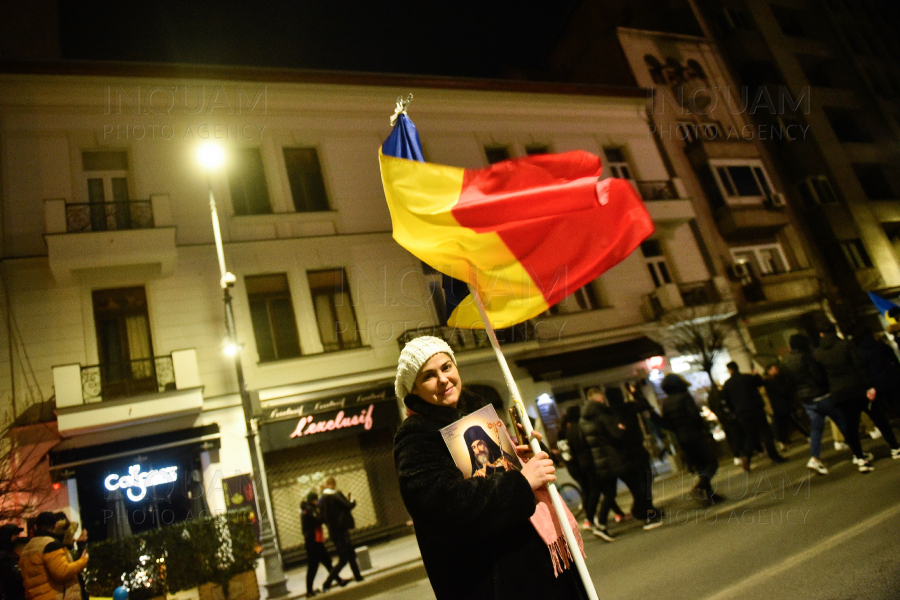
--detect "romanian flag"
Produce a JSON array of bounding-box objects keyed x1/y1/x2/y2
[
  {"x1": 868, "y1": 292, "x2": 900, "y2": 332},
  {"x1": 379, "y1": 112, "x2": 654, "y2": 329}
]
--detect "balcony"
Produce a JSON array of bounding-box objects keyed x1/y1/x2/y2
[
  {"x1": 641, "y1": 278, "x2": 730, "y2": 320},
  {"x1": 397, "y1": 322, "x2": 534, "y2": 353},
  {"x1": 713, "y1": 203, "x2": 790, "y2": 239},
  {"x1": 44, "y1": 194, "x2": 177, "y2": 284},
  {"x1": 53, "y1": 348, "x2": 203, "y2": 435},
  {"x1": 637, "y1": 179, "x2": 695, "y2": 225}
]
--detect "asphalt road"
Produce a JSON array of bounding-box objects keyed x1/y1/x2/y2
[{"x1": 363, "y1": 439, "x2": 900, "y2": 600}]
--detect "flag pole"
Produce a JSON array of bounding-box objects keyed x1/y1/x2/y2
[{"x1": 467, "y1": 284, "x2": 600, "y2": 600}]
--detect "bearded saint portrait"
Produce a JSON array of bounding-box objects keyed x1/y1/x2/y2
[{"x1": 463, "y1": 425, "x2": 518, "y2": 478}]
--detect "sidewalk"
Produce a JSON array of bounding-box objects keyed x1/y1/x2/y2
[{"x1": 266, "y1": 441, "x2": 815, "y2": 599}]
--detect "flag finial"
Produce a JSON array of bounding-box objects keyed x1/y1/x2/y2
[{"x1": 390, "y1": 93, "x2": 414, "y2": 126}]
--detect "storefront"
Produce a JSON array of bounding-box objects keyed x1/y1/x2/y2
[
  {"x1": 257, "y1": 383, "x2": 409, "y2": 564},
  {"x1": 49, "y1": 425, "x2": 221, "y2": 541}
]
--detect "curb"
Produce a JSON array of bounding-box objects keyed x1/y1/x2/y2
[{"x1": 286, "y1": 559, "x2": 427, "y2": 600}]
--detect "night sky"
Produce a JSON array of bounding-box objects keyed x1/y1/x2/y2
[{"x1": 57, "y1": 1, "x2": 581, "y2": 79}]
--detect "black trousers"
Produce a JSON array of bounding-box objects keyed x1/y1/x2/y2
[
  {"x1": 771, "y1": 410, "x2": 810, "y2": 443},
  {"x1": 324, "y1": 530, "x2": 362, "y2": 584},
  {"x1": 618, "y1": 464, "x2": 657, "y2": 520},
  {"x1": 594, "y1": 478, "x2": 621, "y2": 527},
  {"x1": 304, "y1": 540, "x2": 332, "y2": 592},
  {"x1": 737, "y1": 411, "x2": 783, "y2": 462},
  {"x1": 840, "y1": 394, "x2": 899, "y2": 451}
]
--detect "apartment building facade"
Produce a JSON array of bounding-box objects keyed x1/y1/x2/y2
[{"x1": 0, "y1": 64, "x2": 730, "y2": 559}]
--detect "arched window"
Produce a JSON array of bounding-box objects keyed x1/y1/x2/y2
[
  {"x1": 461, "y1": 384, "x2": 505, "y2": 415},
  {"x1": 644, "y1": 55, "x2": 665, "y2": 84},
  {"x1": 687, "y1": 59, "x2": 707, "y2": 80}
]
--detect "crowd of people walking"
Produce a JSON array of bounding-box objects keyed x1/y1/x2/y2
[{"x1": 557, "y1": 320, "x2": 900, "y2": 544}]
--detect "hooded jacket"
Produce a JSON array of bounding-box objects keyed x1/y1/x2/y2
[
  {"x1": 781, "y1": 349, "x2": 828, "y2": 403},
  {"x1": 660, "y1": 375, "x2": 708, "y2": 444},
  {"x1": 394, "y1": 393, "x2": 578, "y2": 600},
  {"x1": 19, "y1": 530, "x2": 86, "y2": 600},
  {"x1": 813, "y1": 332, "x2": 870, "y2": 395}
]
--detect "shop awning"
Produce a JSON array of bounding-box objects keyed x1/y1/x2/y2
[
  {"x1": 515, "y1": 336, "x2": 664, "y2": 381},
  {"x1": 49, "y1": 423, "x2": 220, "y2": 473}
]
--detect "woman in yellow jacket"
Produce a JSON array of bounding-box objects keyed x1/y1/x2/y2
[{"x1": 19, "y1": 513, "x2": 88, "y2": 600}]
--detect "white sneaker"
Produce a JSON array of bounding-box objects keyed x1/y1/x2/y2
[
  {"x1": 582, "y1": 519, "x2": 592, "y2": 531},
  {"x1": 591, "y1": 526, "x2": 616, "y2": 542},
  {"x1": 852, "y1": 456, "x2": 874, "y2": 472},
  {"x1": 734, "y1": 457, "x2": 743, "y2": 466},
  {"x1": 870, "y1": 428, "x2": 882, "y2": 439},
  {"x1": 834, "y1": 441, "x2": 849, "y2": 451},
  {"x1": 776, "y1": 441, "x2": 786, "y2": 451},
  {"x1": 892, "y1": 448, "x2": 900, "y2": 460},
  {"x1": 806, "y1": 457, "x2": 828, "y2": 475}
]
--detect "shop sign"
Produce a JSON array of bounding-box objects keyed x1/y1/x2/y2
[
  {"x1": 260, "y1": 385, "x2": 393, "y2": 423},
  {"x1": 104, "y1": 464, "x2": 179, "y2": 501},
  {"x1": 261, "y1": 395, "x2": 398, "y2": 451}
]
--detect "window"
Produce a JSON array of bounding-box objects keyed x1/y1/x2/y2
[
  {"x1": 82, "y1": 151, "x2": 131, "y2": 231},
  {"x1": 92, "y1": 287, "x2": 156, "y2": 399},
  {"x1": 308, "y1": 268, "x2": 361, "y2": 352},
  {"x1": 677, "y1": 121, "x2": 722, "y2": 143},
  {"x1": 840, "y1": 239, "x2": 873, "y2": 269},
  {"x1": 525, "y1": 144, "x2": 549, "y2": 156},
  {"x1": 730, "y1": 244, "x2": 789, "y2": 276},
  {"x1": 796, "y1": 176, "x2": 838, "y2": 207},
  {"x1": 246, "y1": 274, "x2": 302, "y2": 362},
  {"x1": 227, "y1": 148, "x2": 272, "y2": 215},
  {"x1": 711, "y1": 161, "x2": 774, "y2": 204},
  {"x1": 852, "y1": 163, "x2": 896, "y2": 200},
  {"x1": 796, "y1": 55, "x2": 833, "y2": 88},
  {"x1": 545, "y1": 284, "x2": 601, "y2": 315},
  {"x1": 603, "y1": 147, "x2": 632, "y2": 180},
  {"x1": 718, "y1": 7, "x2": 753, "y2": 31},
  {"x1": 641, "y1": 240, "x2": 673, "y2": 288},
  {"x1": 283, "y1": 148, "x2": 329, "y2": 212},
  {"x1": 484, "y1": 146, "x2": 510, "y2": 164},
  {"x1": 824, "y1": 108, "x2": 872, "y2": 143}
]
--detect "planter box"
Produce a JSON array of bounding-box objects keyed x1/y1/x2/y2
[{"x1": 227, "y1": 571, "x2": 259, "y2": 600}]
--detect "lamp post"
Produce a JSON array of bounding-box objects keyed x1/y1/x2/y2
[{"x1": 197, "y1": 143, "x2": 289, "y2": 600}]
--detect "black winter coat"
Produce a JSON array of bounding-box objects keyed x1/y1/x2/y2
[
  {"x1": 300, "y1": 502, "x2": 324, "y2": 545},
  {"x1": 579, "y1": 401, "x2": 649, "y2": 480},
  {"x1": 660, "y1": 392, "x2": 707, "y2": 444},
  {"x1": 394, "y1": 394, "x2": 579, "y2": 600},
  {"x1": 559, "y1": 421, "x2": 590, "y2": 485},
  {"x1": 0, "y1": 550, "x2": 25, "y2": 600},
  {"x1": 813, "y1": 333, "x2": 871, "y2": 395},
  {"x1": 720, "y1": 373, "x2": 766, "y2": 416},
  {"x1": 781, "y1": 349, "x2": 828, "y2": 403},
  {"x1": 856, "y1": 335, "x2": 900, "y2": 391},
  {"x1": 318, "y1": 490, "x2": 355, "y2": 537}
]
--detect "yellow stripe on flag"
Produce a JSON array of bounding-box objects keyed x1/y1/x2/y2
[{"x1": 379, "y1": 151, "x2": 549, "y2": 328}]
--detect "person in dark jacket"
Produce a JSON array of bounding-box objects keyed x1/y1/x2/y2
[
  {"x1": 660, "y1": 374, "x2": 722, "y2": 504},
  {"x1": 393, "y1": 336, "x2": 584, "y2": 600},
  {"x1": 854, "y1": 325, "x2": 900, "y2": 418},
  {"x1": 764, "y1": 364, "x2": 810, "y2": 446},
  {"x1": 300, "y1": 492, "x2": 333, "y2": 598},
  {"x1": 815, "y1": 323, "x2": 900, "y2": 470},
  {"x1": 559, "y1": 406, "x2": 624, "y2": 532},
  {"x1": 720, "y1": 361, "x2": 786, "y2": 470},
  {"x1": 0, "y1": 524, "x2": 26, "y2": 600},
  {"x1": 580, "y1": 387, "x2": 663, "y2": 537},
  {"x1": 318, "y1": 477, "x2": 362, "y2": 591}
]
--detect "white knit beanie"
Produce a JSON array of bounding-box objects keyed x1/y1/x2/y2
[{"x1": 395, "y1": 336, "x2": 457, "y2": 400}]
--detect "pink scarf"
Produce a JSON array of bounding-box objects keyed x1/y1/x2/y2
[{"x1": 530, "y1": 484, "x2": 585, "y2": 576}]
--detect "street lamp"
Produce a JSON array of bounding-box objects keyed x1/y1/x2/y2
[{"x1": 198, "y1": 142, "x2": 289, "y2": 600}]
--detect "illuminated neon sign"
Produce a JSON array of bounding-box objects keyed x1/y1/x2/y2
[
  {"x1": 104, "y1": 465, "x2": 178, "y2": 501},
  {"x1": 289, "y1": 404, "x2": 374, "y2": 439}
]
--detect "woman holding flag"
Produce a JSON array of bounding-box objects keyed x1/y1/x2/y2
[{"x1": 393, "y1": 336, "x2": 586, "y2": 600}]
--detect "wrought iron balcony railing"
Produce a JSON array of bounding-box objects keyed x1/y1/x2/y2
[
  {"x1": 81, "y1": 355, "x2": 175, "y2": 403},
  {"x1": 66, "y1": 200, "x2": 155, "y2": 233},
  {"x1": 636, "y1": 180, "x2": 680, "y2": 201},
  {"x1": 397, "y1": 322, "x2": 534, "y2": 353}
]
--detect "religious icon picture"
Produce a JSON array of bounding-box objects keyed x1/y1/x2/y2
[{"x1": 440, "y1": 404, "x2": 523, "y2": 479}]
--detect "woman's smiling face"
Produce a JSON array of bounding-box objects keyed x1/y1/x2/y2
[{"x1": 411, "y1": 352, "x2": 461, "y2": 408}]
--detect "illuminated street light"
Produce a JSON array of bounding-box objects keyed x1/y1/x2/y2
[{"x1": 198, "y1": 145, "x2": 289, "y2": 600}]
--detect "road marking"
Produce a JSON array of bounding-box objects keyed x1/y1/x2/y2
[{"x1": 698, "y1": 502, "x2": 900, "y2": 600}]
